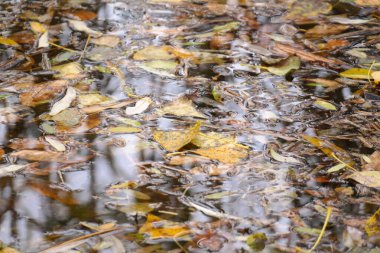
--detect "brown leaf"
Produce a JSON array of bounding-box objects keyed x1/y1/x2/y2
[
  {"x1": 28, "y1": 181, "x2": 78, "y2": 205},
  {"x1": 305, "y1": 24, "x2": 349, "y2": 38},
  {"x1": 10, "y1": 150, "x2": 90, "y2": 164},
  {"x1": 193, "y1": 144, "x2": 249, "y2": 164},
  {"x1": 363, "y1": 151, "x2": 380, "y2": 171}
]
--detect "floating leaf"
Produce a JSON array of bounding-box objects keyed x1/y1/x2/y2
[
  {"x1": 270, "y1": 148, "x2": 303, "y2": 164},
  {"x1": 267, "y1": 56, "x2": 300, "y2": 76},
  {"x1": 313, "y1": 100, "x2": 337, "y2": 111},
  {"x1": 191, "y1": 132, "x2": 236, "y2": 148},
  {"x1": 45, "y1": 136, "x2": 66, "y2": 152},
  {"x1": 193, "y1": 143, "x2": 249, "y2": 164},
  {"x1": 365, "y1": 208, "x2": 380, "y2": 236},
  {"x1": 125, "y1": 97, "x2": 152, "y2": 115},
  {"x1": 340, "y1": 68, "x2": 373, "y2": 79},
  {"x1": 139, "y1": 214, "x2": 191, "y2": 240},
  {"x1": 157, "y1": 97, "x2": 206, "y2": 118},
  {"x1": 153, "y1": 121, "x2": 201, "y2": 152},
  {"x1": 346, "y1": 171, "x2": 380, "y2": 188},
  {"x1": 49, "y1": 87, "x2": 76, "y2": 116}
]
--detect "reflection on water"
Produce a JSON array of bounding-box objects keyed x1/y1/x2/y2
[{"x1": 0, "y1": 0, "x2": 378, "y2": 252}]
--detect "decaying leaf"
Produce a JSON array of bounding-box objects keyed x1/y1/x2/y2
[
  {"x1": 99, "y1": 126, "x2": 141, "y2": 134},
  {"x1": 45, "y1": 136, "x2": 66, "y2": 152},
  {"x1": 153, "y1": 121, "x2": 201, "y2": 152},
  {"x1": 193, "y1": 143, "x2": 249, "y2": 164},
  {"x1": 78, "y1": 93, "x2": 111, "y2": 107},
  {"x1": 286, "y1": 0, "x2": 332, "y2": 19},
  {"x1": 157, "y1": 97, "x2": 206, "y2": 118},
  {"x1": 10, "y1": 150, "x2": 89, "y2": 164},
  {"x1": 19, "y1": 80, "x2": 68, "y2": 107},
  {"x1": 51, "y1": 108, "x2": 82, "y2": 127},
  {"x1": 49, "y1": 87, "x2": 76, "y2": 116},
  {"x1": 91, "y1": 35, "x2": 120, "y2": 47},
  {"x1": 0, "y1": 164, "x2": 28, "y2": 177},
  {"x1": 0, "y1": 36, "x2": 20, "y2": 47},
  {"x1": 52, "y1": 62, "x2": 84, "y2": 79},
  {"x1": 346, "y1": 171, "x2": 380, "y2": 188},
  {"x1": 340, "y1": 68, "x2": 373, "y2": 79},
  {"x1": 68, "y1": 19, "x2": 102, "y2": 37},
  {"x1": 139, "y1": 214, "x2": 191, "y2": 240}
]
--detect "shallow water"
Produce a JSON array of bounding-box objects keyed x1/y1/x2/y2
[{"x1": 0, "y1": 0, "x2": 380, "y2": 252}]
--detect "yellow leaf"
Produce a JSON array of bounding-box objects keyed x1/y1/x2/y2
[
  {"x1": 139, "y1": 214, "x2": 191, "y2": 240},
  {"x1": 0, "y1": 36, "x2": 20, "y2": 47},
  {"x1": 355, "y1": 0, "x2": 380, "y2": 6},
  {"x1": 153, "y1": 121, "x2": 201, "y2": 152},
  {"x1": 157, "y1": 97, "x2": 206, "y2": 118},
  {"x1": 191, "y1": 132, "x2": 236, "y2": 148},
  {"x1": 101, "y1": 126, "x2": 141, "y2": 134},
  {"x1": 365, "y1": 208, "x2": 380, "y2": 236},
  {"x1": 133, "y1": 46, "x2": 176, "y2": 61},
  {"x1": 30, "y1": 21, "x2": 47, "y2": 33},
  {"x1": 340, "y1": 68, "x2": 373, "y2": 79},
  {"x1": 286, "y1": 0, "x2": 332, "y2": 19},
  {"x1": 193, "y1": 143, "x2": 249, "y2": 164},
  {"x1": 313, "y1": 100, "x2": 337, "y2": 111}
]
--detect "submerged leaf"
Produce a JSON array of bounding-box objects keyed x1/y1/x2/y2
[
  {"x1": 267, "y1": 56, "x2": 300, "y2": 76},
  {"x1": 191, "y1": 132, "x2": 236, "y2": 148},
  {"x1": 45, "y1": 136, "x2": 66, "y2": 152},
  {"x1": 78, "y1": 94, "x2": 110, "y2": 107},
  {"x1": 270, "y1": 148, "x2": 303, "y2": 164},
  {"x1": 139, "y1": 214, "x2": 191, "y2": 240},
  {"x1": 100, "y1": 126, "x2": 141, "y2": 134},
  {"x1": 0, "y1": 36, "x2": 20, "y2": 47},
  {"x1": 340, "y1": 68, "x2": 373, "y2": 79},
  {"x1": 51, "y1": 108, "x2": 82, "y2": 127},
  {"x1": 365, "y1": 208, "x2": 380, "y2": 236},
  {"x1": 153, "y1": 121, "x2": 201, "y2": 152},
  {"x1": 133, "y1": 46, "x2": 176, "y2": 61},
  {"x1": 157, "y1": 97, "x2": 206, "y2": 118},
  {"x1": 313, "y1": 100, "x2": 337, "y2": 111},
  {"x1": 193, "y1": 143, "x2": 249, "y2": 164},
  {"x1": 125, "y1": 97, "x2": 152, "y2": 115}
]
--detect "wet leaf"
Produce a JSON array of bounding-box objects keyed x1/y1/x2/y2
[
  {"x1": 64, "y1": 10, "x2": 97, "y2": 21},
  {"x1": 28, "y1": 181, "x2": 78, "y2": 205},
  {"x1": 191, "y1": 132, "x2": 236, "y2": 148},
  {"x1": 91, "y1": 35, "x2": 120, "y2": 47},
  {"x1": 78, "y1": 93, "x2": 111, "y2": 107},
  {"x1": 340, "y1": 68, "x2": 373, "y2": 79},
  {"x1": 153, "y1": 121, "x2": 201, "y2": 152},
  {"x1": 346, "y1": 171, "x2": 380, "y2": 188},
  {"x1": 157, "y1": 97, "x2": 206, "y2": 118},
  {"x1": 327, "y1": 163, "x2": 346, "y2": 173},
  {"x1": 10, "y1": 150, "x2": 89, "y2": 164},
  {"x1": 100, "y1": 126, "x2": 141, "y2": 134},
  {"x1": 372, "y1": 71, "x2": 380, "y2": 84},
  {"x1": 313, "y1": 100, "x2": 337, "y2": 111},
  {"x1": 0, "y1": 36, "x2": 20, "y2": 47},
  {"x1": 19, "y1": 80, "x2": 68, "y2": 107},
  {"x1": 204, "y1": 191, "x2": 235, "y2": 200},
  {"x1": 270, "y1": 148, "x2": 303, "y2": 164},
  {"x1": 294, "y1": 227, "x2": 322, "y2": 236},
  {"x1": 286, "y1": 0, "x2": 332, "y2": 19},
  {"x1": 133, "y1": 46, "x2": 176, "y2": 61},
  {"x1": 49, "y1": 87, "x2": 76, "y2": 116},
  {"x1": 139, "y1": 214, "x2": 191, "y2": 240},
  {"x1": 267, "y1": 56, "x2": 300, "y2": 76},
  {"x1": 45, "y1": 136, "x2": 66, "y2": 152},
  {"x1": 246, "y1": 233, "x2": 267, "y2": 251},
  {"x1": 193, "y1": 143, "x2": 249, "y2": 164},
  {"x1": 51, "y1": 108, "x2": 82, "y2": 127},
  {"x1": 52, "y1": 62, "x2": 84, "y2": 79},
  {"x1": 38, "y1": 31, "x2": 49, "y2": 48},
  {"x1": 125, "y1": 97, "x2": 152, "y2": 115},
  {"x1": 365, "y1": 208, "x2": 380, "y2": 236},
  {"x1": 107, "y1": 189, "x2": 151, "y2": 200},
  {"x1": 355, "y1": 0, "x2": 380, "y2": 6},
  {"x1": 30, "y1": 21, "x2": 47, "y2": 34},
  {"x1": 112, "y1": 203, "x2": 156, "y2": 216}
]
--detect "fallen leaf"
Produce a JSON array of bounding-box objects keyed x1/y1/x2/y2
[
  {"x1": 139, "y1": 214, "x2": 191, "y2": 240},
  {"x1": 286, "y1": 0, "x2": 332, "y2": 20},
  {"x1": 78, "y1": 93, "x2": 111, "y2": 107},
  {"x1": 305, "y1": 24, "x2": 349, "y2": 38},
  {"x1": 10, "y1": 150, "x2": 89, "y2": 163},
  {"x1": 91, "y1": 35, "x2": 120, "y2": 47},
  {"x1": 81, "y1": 99, "x2": 136, "y2": 114},
  {"x1": 19, "y1": 80, "x2": 68, "y2": 107},
  {"x1": 28, "y1": 181, "x2": 78, "y2": 205},
  {"x1": 45, "y1": 136, "x2": 66, "y2": 152},
  {"x1": 191, "y1": 132, "x2": 236, "y2": 148},
  {"x1": 52, "y1": 62, "x2": 84, "y2": 79},
  {"x1": 365, "y1": 208, "x2": 380, "y2": 236},
  {"x1": 38, "y1": 31, "x2": 49, "y2": 48},
  {"x1": 49, "y1": 87, "x2": 76, "y2": 116},
  {"x1": 355, "y1": 0, "x2": 380, "y2": 6},
  {"x1": 133, "y1": 46, "x2": 176, "y2": 61},
  {"x1": 372, "y1": 71, "x2": 380, "y2": 84},
  {"x1": 193, "y1": 143, "x2": 249, "y2": 164},
  {"x1": 126, "y1": 97, "x2": 152, "y2": 115},
  {"x1": 267, "y1": 56, "x2": 301, "y2": 76},
  {"x1": 363, "y1": 151, "x2": 380, "y2": 171},
  {"x1": 64, "y1": 10, "x2": 97, "y2": 21},
  {"x1": 157, "y1": 97, "x2": 206, "y2": 118},
  {"x1": 340, "y1": 68, "x2": 373, "y2": 79},
  {"x1": 153, "y1": 121, "x2": 201, "y2": 152},
  {"x1": 346, "y1": 171, "x2": 380, "y2": 188},
  {"x1": 0, "y1": 36, "x2": 20, "y2": 47},
  {"x1": 100, "y1": 126, "x2": 141, "y2": 134},
  {"x1": 0, "y1": 164, "x2": 28, "y2": 177},
  {"x1": 313, "y1": 100, "x2": 337, "y2": 111},
  {"x1": 68, "y1": 19, "x2": 102, "y2": 37},
  {"x1": 30, "y1": 21, "x2": 47, "y2": 33},
  {"x1": 51, "y1": 108, "x2": 82, "y2": 127},
  {"x1": 270, "y1": 148, "x2": 303, "y2": 164}
]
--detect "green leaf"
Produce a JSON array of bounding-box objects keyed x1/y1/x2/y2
[
  {"x1": 313, "y1": 100, "x2": 337, "y2": 111},
  {"x1": 327, "y1": 163, "x2": 346, "y2": 173},
  {"x1": 267, "y1": 56, "x2": 301, "y2": 76}
]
